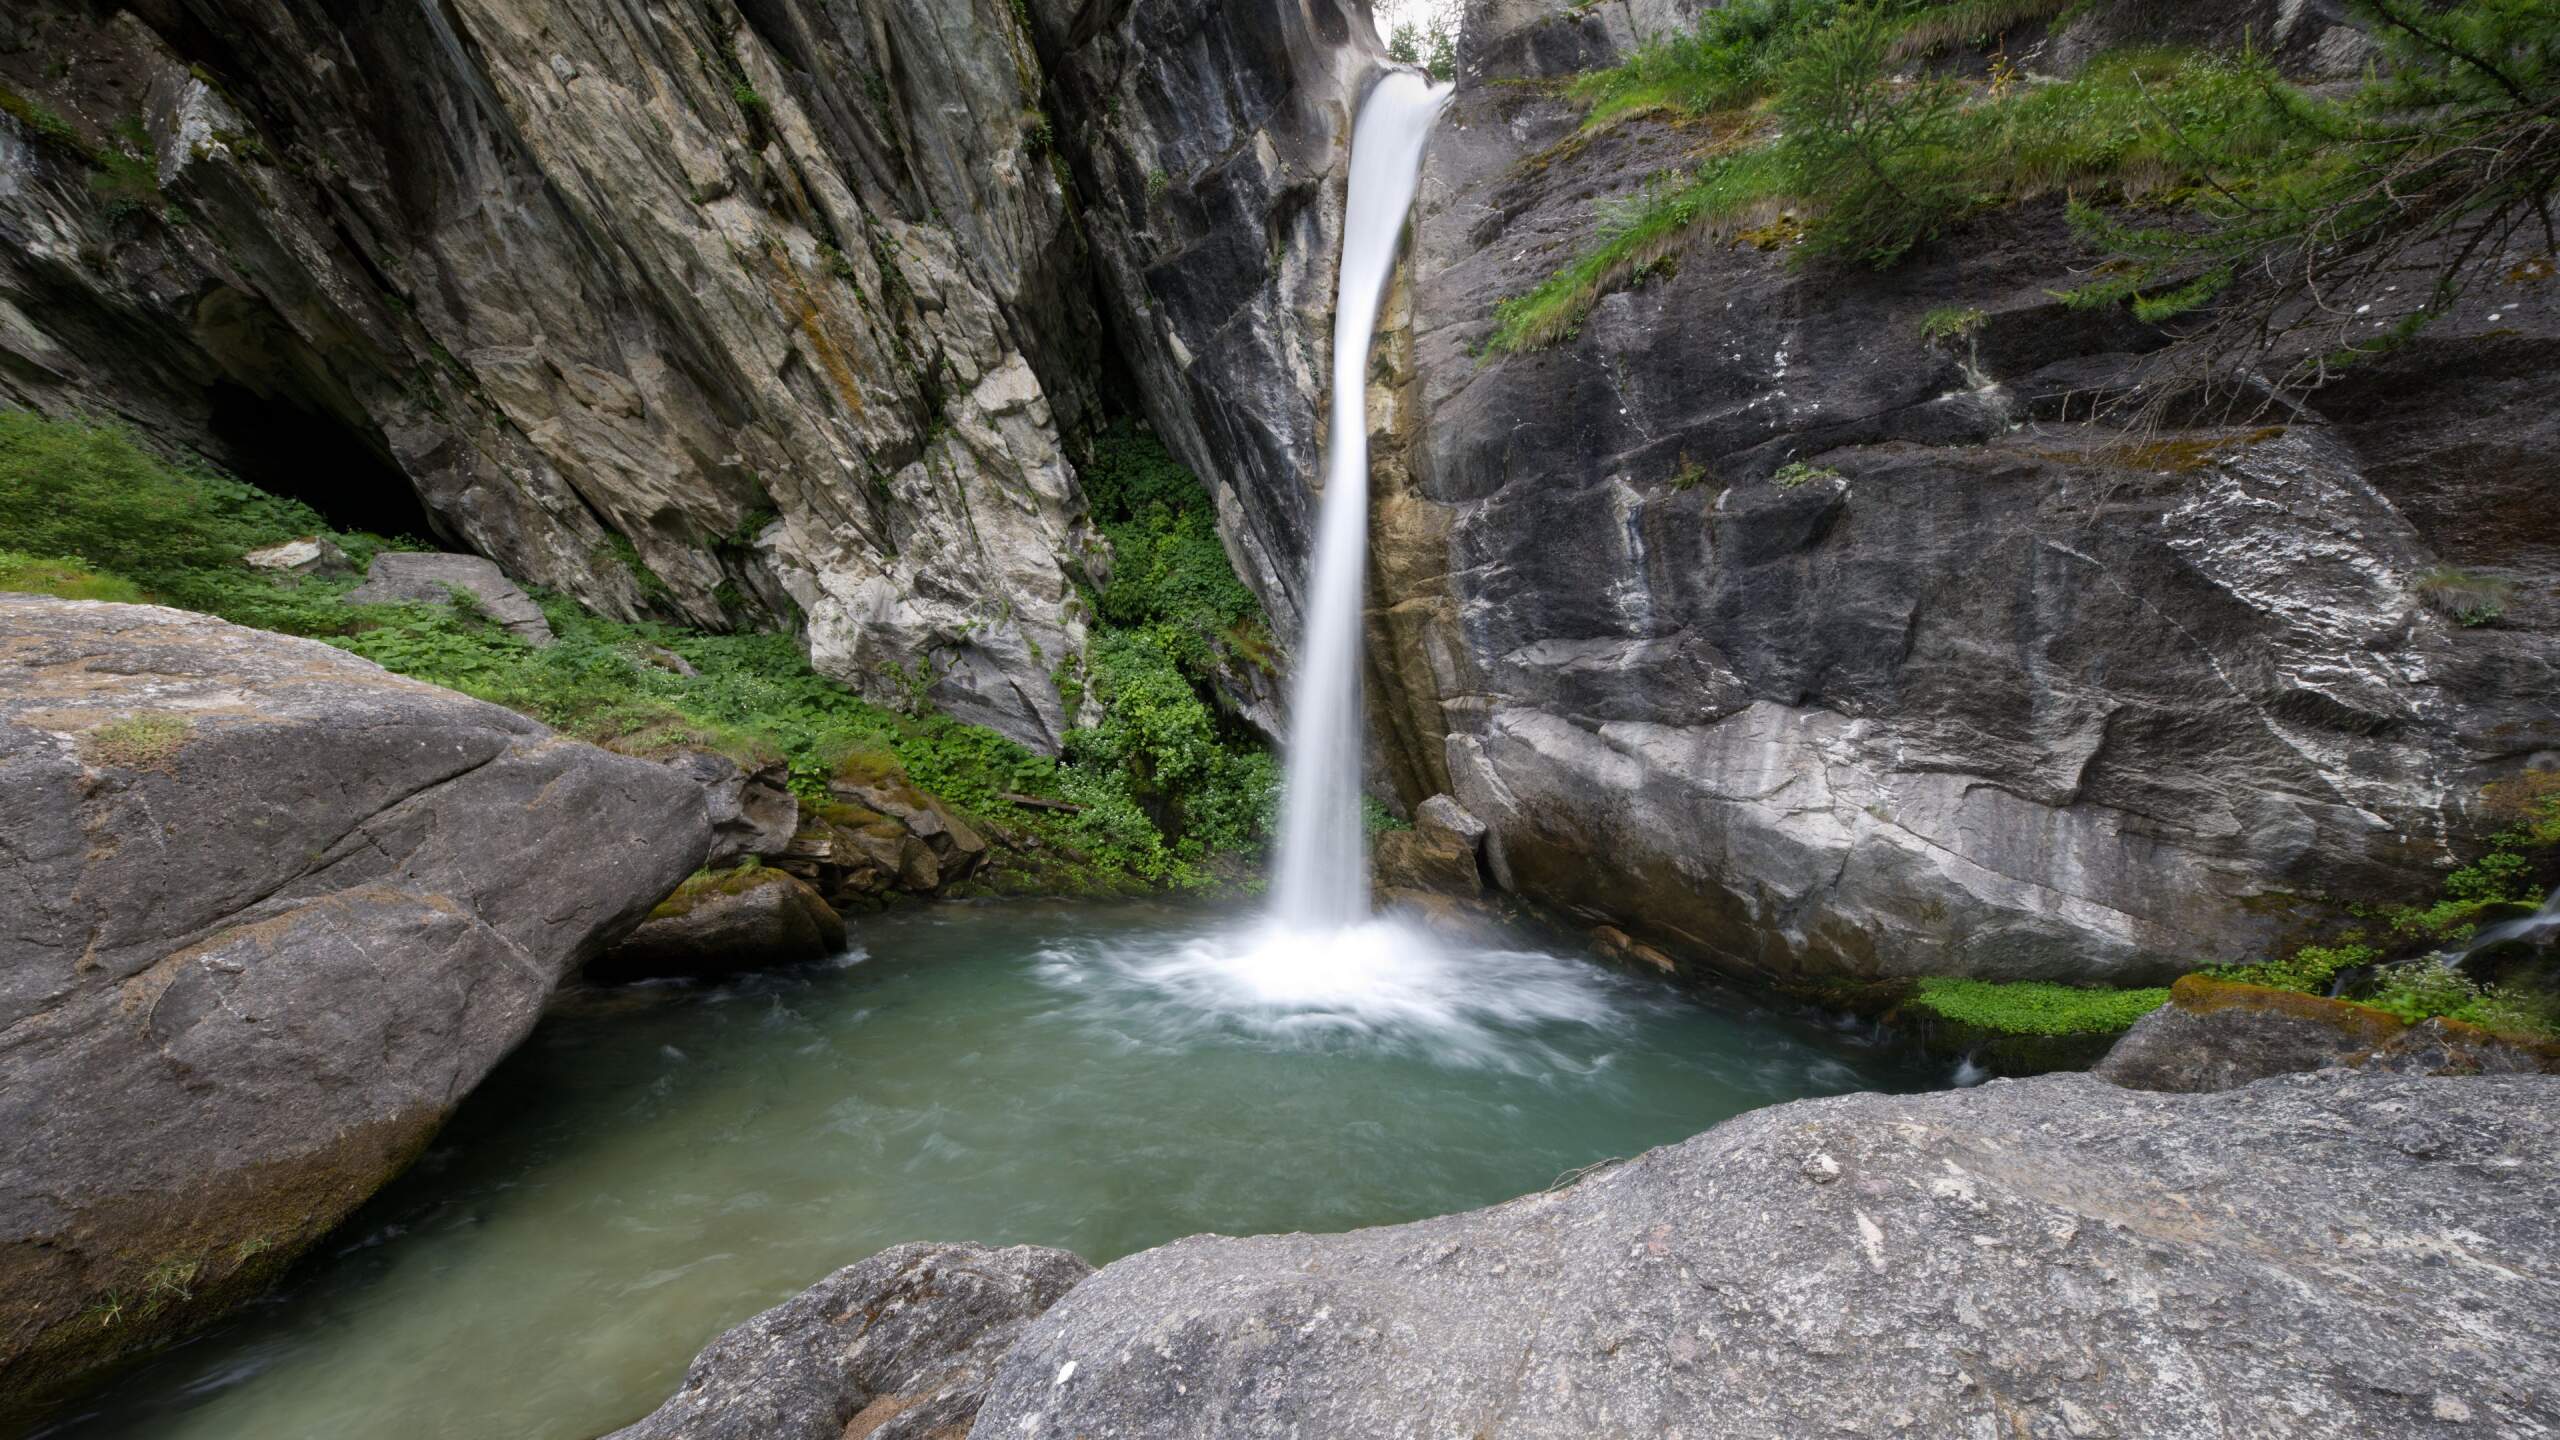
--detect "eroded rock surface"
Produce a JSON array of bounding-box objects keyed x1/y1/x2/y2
[
  {"x1": 0, "y1": 0, "x2": 1108, "y2": 748},
  {"x1": 0, "y1": 597, "x2": 710, "y2": 1412},
  {"x1": 608, "y1": 1242, "x2": 1091, "y2": 1440},
  {"x1": 975, "y1": 1071, "x2": 2560, "y2": 1438},
  {"x1": 1352, "y1": 0, "x2": 2560, "y2": 989}
]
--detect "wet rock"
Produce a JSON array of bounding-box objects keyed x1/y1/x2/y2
[
  {"x1": 240, "y1": 536, "x2": 352, "y2": 578},
  {"x1": 1414, "y1": 793, "x2": 1487, "y2": 853},
  {"x1": 2097, "y1": 975, "x2": 2560, "y2": 1092},
  {"x1": 777, "y1": 773, "x2": 986, "y2": 906},
  {"x1": 1022, "y1": 0, "x2": 1381, "y2": 642},
  {"x1": 591, "y1": 867, "x2": 846, "y2": 981},
  {"x1": 606, "y1": 1242, "x2": 1090, "y2": 1440},
  {"x1": 975, "y1": 1071, "x2": 2560, "y2": 1439},
  {"x1": 662, "y1": 751, "x2": 800, "y2": 867},
  {"x1": 344, "y1": 553, "x2": 555, "y2": 646},
  {"x1": 1373, "y1": 827, "x2": 1482, "y2": 897},
  {"x1": 0, "y1": 597, "x2": 709, "y2": 1414}
]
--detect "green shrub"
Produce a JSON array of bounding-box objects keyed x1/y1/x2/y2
[
  {"x1": 1907, "y1": 976, "x2": 2172, "y2": 1035},
  {"x1": 2363, "y1": 961, "x2": 2558, "y2": 1038},
  {"x1": 1494, "y1": 10, "x2": 2300, "y2": 348},
  {"x1": 2211, "y1": 939, "x2": 2376, "y2": 994}
]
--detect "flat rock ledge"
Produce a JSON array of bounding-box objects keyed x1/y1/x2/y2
[
  {"x1": 967, "y1": 1071, "x2": 2558, "y2": 1438},
  {"x1": 606, "y1": 1242, "x2": 1091, "y2": 1440}
]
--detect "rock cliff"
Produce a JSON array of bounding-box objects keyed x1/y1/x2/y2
[
  {"x1": 0, "y1": 597, "x2": 711, "y2": 1415},
  {"x1": 0, "y1": 0, "x2": 1103, "y2": 749},
  {"x1": 1348, "y1": 0, "x2": 2560, "y2": 988}
]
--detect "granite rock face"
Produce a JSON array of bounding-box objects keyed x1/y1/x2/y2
[
  {"x1": 0, "y1": 597, "x2": 710, "y2": 1413},
  {"x1": 608, "y1": 1242, "x2": 1091, "y2": 1440},
  {"x1": 1341, "y1": 0, "x2": 2560, "y2": 989},
  {"x1": 0, "y1": 0, "x2": 1108, "y2": 749},
  {"x1": 1022, "y1": 0, "x2": 1386, "y2": 641},
  {"x1": 975, "y1": 1071, "x2": 2560, "y2": 1438}
]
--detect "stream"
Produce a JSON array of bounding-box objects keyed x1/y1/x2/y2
[{"x1": 45, "y1": 901, "x2": 1942, "y2": 1440}]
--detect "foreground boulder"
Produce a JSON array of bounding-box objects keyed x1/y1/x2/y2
[
  {"x1": 2097, "y1": 974, "x2": 2559, "y2": 1092},
  {"x1": 592, "y1": 867, "x2": 847, "y2": 981},
  {"x1": 974, "y1": 1071, "x2": 2560, "y2": 1437},
  {"x1": 608, "y1": 1243, "x2": 1090, "y2": 1440},
  {"x1": 0, "y1": 598, "x2": 710, "y2": 1413}
]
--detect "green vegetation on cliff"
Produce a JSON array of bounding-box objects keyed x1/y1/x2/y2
[
  {"x1": 1498, "y1": 0, "x2": 2559, "y2": 364},
  {"x1": 0, "y1": 411, "x2": 1278, "y2": 890}
]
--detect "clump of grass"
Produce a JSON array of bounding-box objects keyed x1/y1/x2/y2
[
  {"x1": 2415, "y1": 567, "x2": 2515, "y2": 627},
  {"x1": 1890, "y1": 0, "x2": 2074, "y2": 58},
  {"x1": 0, "y1": 85, "x2": 86, "y2": 151},
  {"x1": 1773, "y1": 460, "x2": 1842, "y2": 487},
  {"x1": 0, "y1": 550, "x2": 144, "y2": 602},
  {"x1": 82, "y1": 714, "x2": 193, "y2": 772},
  {"x1": 1491, "y1": 147, "x2": 1792, "y2": 351},
  {"x1": 1907, "y1": 976, "x2": 2172, "y2": 1035}
]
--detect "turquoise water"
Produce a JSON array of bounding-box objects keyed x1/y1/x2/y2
[{"x1": 45, "y1": 901, "x2": 1942, "y2": 1440}]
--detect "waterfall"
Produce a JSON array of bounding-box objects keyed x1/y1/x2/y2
[{"x1": 1269, "y1": 69, "x2": 1451, "y2": 932}]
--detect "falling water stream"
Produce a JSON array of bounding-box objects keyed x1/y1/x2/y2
[{"x1": 1269, "y1": 69, "x2": 1451, "y2": 932}]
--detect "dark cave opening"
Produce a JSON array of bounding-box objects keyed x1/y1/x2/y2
[{"x1": 202, "y1": 379, "x2": 437, "y2": 541}]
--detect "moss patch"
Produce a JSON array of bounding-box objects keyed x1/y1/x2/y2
[
  {"x1": 80, "y1": 714, "x2": 192, "y2": 772},
  {"x1": 1907, "y1": 976, "x2": 2171, "y2": 1036},
  {"x1": 646, "y1": 863, "x2": 794, "y2": 922}
]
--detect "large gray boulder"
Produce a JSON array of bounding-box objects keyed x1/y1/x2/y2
[
  {"x1": 0, "y1": 597, "x2": 711, "y2": 1415},
  {"x1": 344, "y1": 551, "x2": 556, "y2": 645},
  {"x1": 973, "y1": 1071, "x2": 2560, "y2": 1438},
  {"x1": 608, "y1": 1242, "x2": 1091, "y2": 1440}
]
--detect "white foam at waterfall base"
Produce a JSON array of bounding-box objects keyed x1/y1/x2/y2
[
  {"x1": 1031, "y1": 915, "x2": 1648, "y2": 1072},
  {"x1": 1267, "y1": 69, "x2": 1452, "y2": 933}
]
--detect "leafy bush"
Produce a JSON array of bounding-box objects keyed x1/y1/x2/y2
[
  {"x1": 2364, "y1": 961, "x2": 2558, "y2": 1037},
  {"x1": 2211, "y1": 939, "x2": 2376, "y2": 994},
  {"x1": 1068, "y1": 424, "x2": 1280, "y2": 870},
  {"x1": 1907, "y1": 976, "x2": 2172, "y2": 1035}
]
